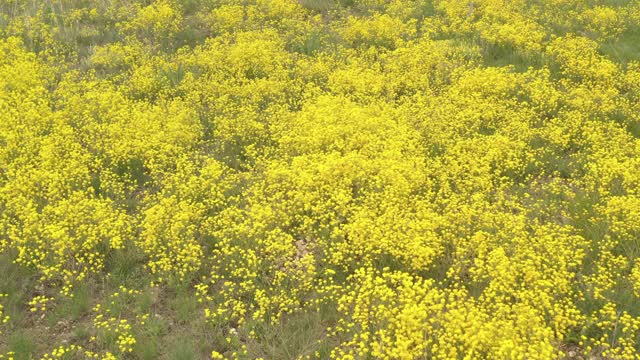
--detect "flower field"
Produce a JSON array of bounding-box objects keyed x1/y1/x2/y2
[{"x1": 1, "y1": 0, "x2": 640, "y2": 359}]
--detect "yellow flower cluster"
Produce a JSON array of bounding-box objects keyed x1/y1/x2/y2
[
  {"x1": 0, "y1": 352, "x2": 15, "y2": 360},
  {"x1": 41, "y1": 344, "x2": 83, "y2": 359},
  {"x1": 93, "y1": 305, "x2": 137, "y2": 354},
  {"x1": 0, "y1": 294, "x2": 8, "y2": 334},
  {"x1": 28, "y1": 295, "x2": 53, "y2": 313},
  {"x1": 1, "y1": 0, "x2": 640, "y2": 358},
  {"x1": 584, "y1": 303, "x2": 640, "y2": 360}
]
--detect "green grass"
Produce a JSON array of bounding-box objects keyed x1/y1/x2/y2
[
  {"x1": 50, "y1": 284, "x2": 93, "y2": 322},
  {"x1": 298, "y1": 0, "x2": 336, "y2": 12},
  {"x1": 168, "y1": 338, "x2": 198, "y2": 360},
  {"x1": 133, "y1": 314, "x2": 167, "y2": 360},
  {"x1": 0, "y1": 252, "x2": 38, "y2": 326},
  {"x1": 169, "y1": 290, "x2": 199, "y2": 325},
  {"x1": 71, "y1": 324, "x2": 92, "y2": 344},
  {"x1": 480, "y1": 41, "x2": 548, "y2": 72},
  {"x1": 245, "y1": 306, "x2": 340, "y2": 359},
  {"x1": 135, "y1": 338, "x2": 161, "y2": 360},
  {"x1": 601, "y1": 28, "x2": 640, "y2": 66},
  {"x1": 104, "y1": 247, "x2": 149, "y2": 289},
  {"x1": 8, "y1": 330, "x2": 37, "y2": 360}
]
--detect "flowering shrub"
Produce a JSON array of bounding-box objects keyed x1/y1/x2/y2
[{"x1": 1, "y1": 0, "x2": 640, "y2": 358}]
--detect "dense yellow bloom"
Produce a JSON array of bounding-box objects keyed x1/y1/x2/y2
[{"x1": 1, "y1": 0, "x2": 640, "y2": 358}]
